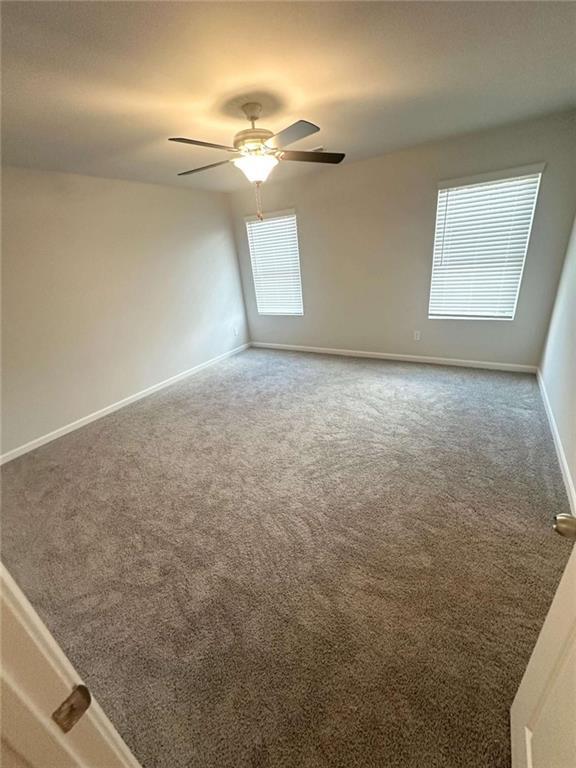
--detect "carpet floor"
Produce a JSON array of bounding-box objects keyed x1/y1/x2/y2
[{"x1": 1, "y1": 349, "x2": 572, "y2": 768}]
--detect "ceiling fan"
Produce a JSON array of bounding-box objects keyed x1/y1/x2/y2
[{"x1": 169, "y1": 102, "x2": 345, "y2": 184}]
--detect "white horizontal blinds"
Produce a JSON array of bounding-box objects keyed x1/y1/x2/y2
[
  {"x1": 246, "y1": 211, "x2": 304, "y2": 316},
  {"x1": 429, "y1": 171, "x2": 542, "y2": 319}
]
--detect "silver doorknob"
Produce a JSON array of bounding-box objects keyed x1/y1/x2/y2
[{"x1": 553, "y1": 514, "x2": 576, "y2": 540}]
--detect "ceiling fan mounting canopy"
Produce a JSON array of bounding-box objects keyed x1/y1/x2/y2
[
  {"x1": 240, "y1": 101, "x2": 264, "y2": 124},
  {"x1": 169, "y1": 100, "x2": 345, "y2": 181}
]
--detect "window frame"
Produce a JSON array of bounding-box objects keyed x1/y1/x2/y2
[
  {"x1": 245, "y1": 208, "x2": 304, "y2": 317},
  {"x1": 428, "y1": 163, "x2": 545, "y2": 322}
]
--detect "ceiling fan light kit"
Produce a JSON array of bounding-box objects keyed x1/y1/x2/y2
[
  {"x1": 233, "y1": 154, "x2": 279, "y2": 184},
  {"x1": 169, "y1": 101, "x2": 345, "y2": 217}
]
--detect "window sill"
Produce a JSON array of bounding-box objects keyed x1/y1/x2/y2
[
  {"x1": 428, "y1": 315, "x2": 514, "y2": 321},
  {"x1": 256, "y1": 313, "x2": 304, "y2": 317}
]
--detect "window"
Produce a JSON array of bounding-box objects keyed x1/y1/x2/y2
[
  {"x1": 246, "y1": 210, "x2": 303, "y2": 316},
  {"x1": 428, "y1": 166, "x2": 543, "y2": 320}
]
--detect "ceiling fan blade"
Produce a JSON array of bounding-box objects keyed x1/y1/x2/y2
[
  {"x1": 169, "y1": 137, "x2": 237, "y2": 152},
  {"x1": 278, "y1": 150, "x2": 345, "y2": 164},
  {"x1": 265, "y1": 120, "x2": 320, "y2": 149},
  {"x1": 177, "y1": 161, "x2": 231, "y2": 176}
]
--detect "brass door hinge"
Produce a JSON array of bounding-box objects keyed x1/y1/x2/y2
[{"x1": 52, "y1": 684, "x2": 91, "y2": 733}]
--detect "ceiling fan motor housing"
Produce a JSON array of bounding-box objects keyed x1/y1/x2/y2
[{"x1": 233, "y1": 128, "x2": 275, "y2": 153}]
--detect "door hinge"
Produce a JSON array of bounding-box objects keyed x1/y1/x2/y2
[{"x1": 52, "y1": 684, "x2": 91, "y2": 733}]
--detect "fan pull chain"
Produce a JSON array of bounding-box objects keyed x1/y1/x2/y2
[{"x1": 254, "y1": 182, "x2": 264, "y2": 221}]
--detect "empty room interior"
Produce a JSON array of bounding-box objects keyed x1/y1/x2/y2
[{"x1": 1, "y1": 2, "x2": 576, "y2": 768}]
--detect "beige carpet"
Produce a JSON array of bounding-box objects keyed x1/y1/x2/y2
[{"x1": 1, "y1": 349, "x2": 572, "y2": 768}]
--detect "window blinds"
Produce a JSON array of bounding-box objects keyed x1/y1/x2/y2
[
  {"x1": 246, "y1": 211, "x2": 304, "y2": 316},
  {"x1": 428, "y1": 170, "x2": 542, "y2": 320}
]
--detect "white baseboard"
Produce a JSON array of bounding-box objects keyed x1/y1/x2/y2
[
  {"x1": 0, "y1": 341, "x2": 540, "y2": 466},
  {"x1": 0, "y1": 344, "x2": 249, "y2": 466},
  {"x1": 537, "y1": 370, "x2": 576, "y2": 515},
  {"x1": 250, "y1": 342, "x2": 537, "y2": 373}
]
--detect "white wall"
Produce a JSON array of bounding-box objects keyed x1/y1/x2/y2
[
  {"x1": 231, "y1": 111, "x2": 576, "y2": 367},
  {"x1": 1, "y1": 167, "x2": 248, "y2": 456},
  {"x1": 540, "y1": 215, "x2": 576, "y2": 512}
]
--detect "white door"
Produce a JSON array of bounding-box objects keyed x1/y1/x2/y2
[
  {"x1": 1, "y1": 563, "x2": 142, "y2": 768},
  {"x1": 511, "y1": 538, "x2": 576, "y2": 768}
]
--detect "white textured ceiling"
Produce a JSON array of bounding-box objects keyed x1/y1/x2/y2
[{"x1": 2, "y1": 2, "x2": 575, "y2": 192}]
